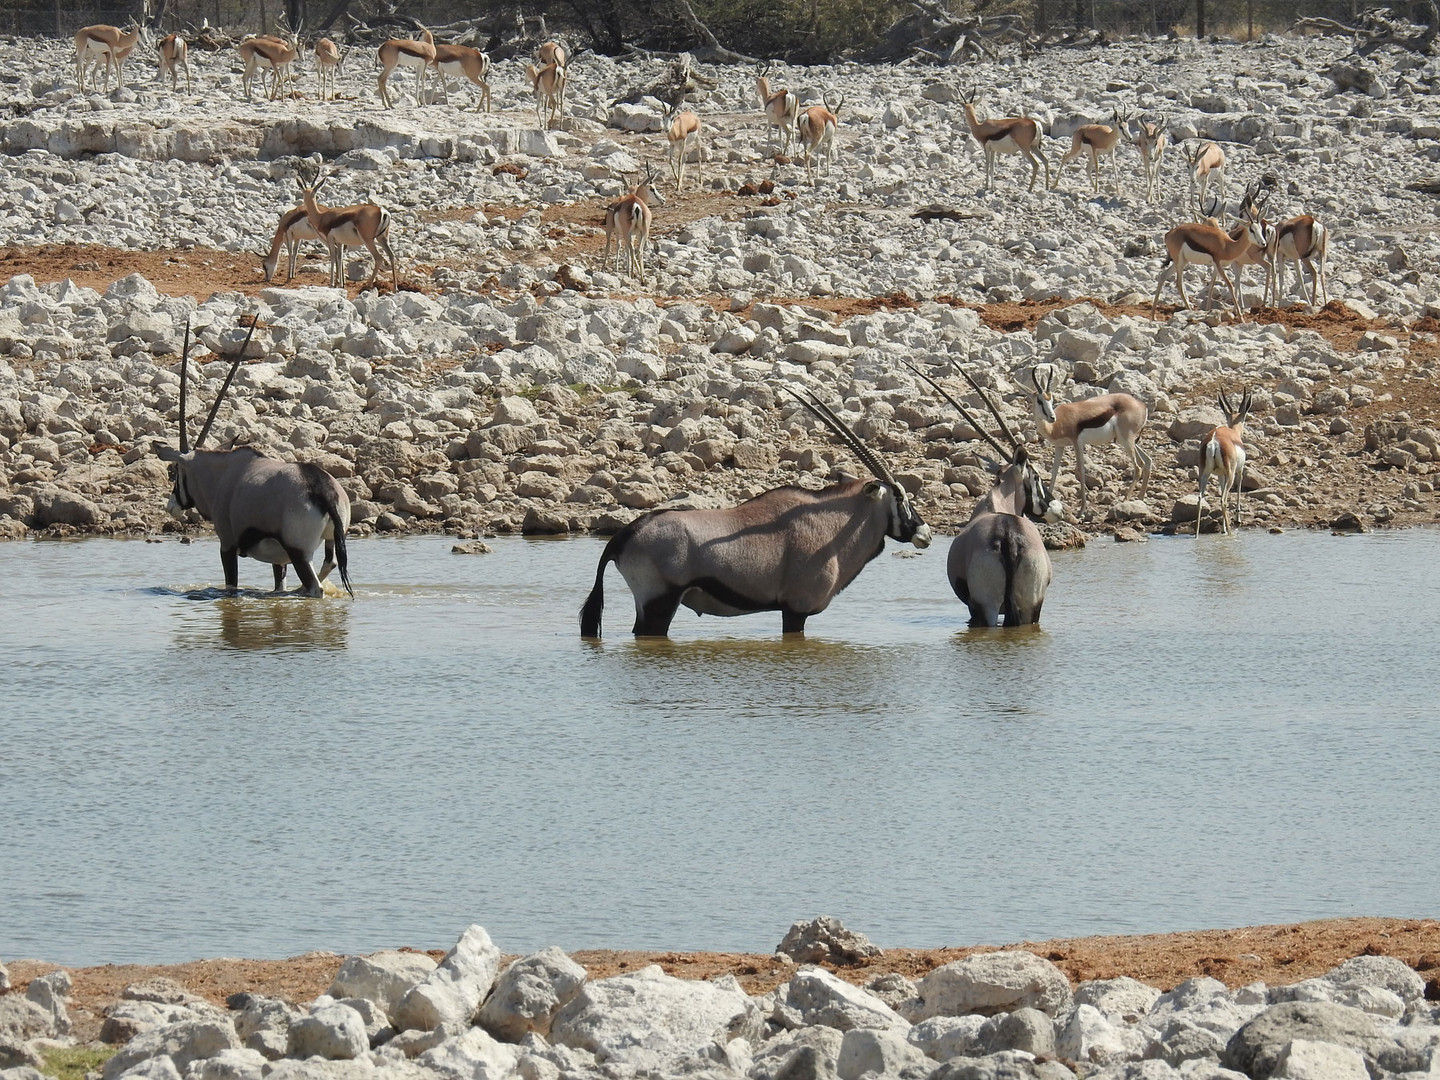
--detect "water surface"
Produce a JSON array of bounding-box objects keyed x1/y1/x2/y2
[{"x1": 1, "y1": 529, "x2": 1435, "y2": 965}]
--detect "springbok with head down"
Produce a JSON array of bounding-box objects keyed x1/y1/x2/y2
[
  {"x1": 1027, "y1": 363, "x2": 1152, "y2": 517},
  {"x1": 1197, "y1": 389, "x2": 1252, "y2": 535},
  {"x1": 580, "y1": 388, "x2": 931, "y2": 638},
  {"x1": 155, "y1": 321, "x2": 352, "y2": 597},
  {"x1": 797, "y1": 91, "x2": 842, "y2": 182},
  {"x1": 261, "y1": 205, "x2": 323, "y2": 284},
  {"x1": 907, "y1": 363, "x2": 1062, "y2": 627},
  {"x1": 525, "y1": 59, "x2": 566, "y2": 128}
]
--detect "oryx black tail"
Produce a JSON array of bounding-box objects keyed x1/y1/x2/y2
[{"x1": 580, "y1": 526, "x2": 634, "y2": 638}]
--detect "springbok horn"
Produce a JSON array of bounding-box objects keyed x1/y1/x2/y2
[
  {"x1": 782, "y1": 386, "x2": 899, "y2": 489},
  {"x1": 178, "y1": 318, "x2": 192, "y2": 453},
  {"x1": 958, "y1": 367, "x2": 1023, "y2": 451},
  {"x1": 901, "y1": 360, "x2": 1011, "y2": 461},
  {"x1": 195, "y1": 318, "x2": 257, "y2": 449}
]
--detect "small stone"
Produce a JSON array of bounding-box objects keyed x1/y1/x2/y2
[{"x1": 452, "y1": 541, "x2": 494, "y2": 554}]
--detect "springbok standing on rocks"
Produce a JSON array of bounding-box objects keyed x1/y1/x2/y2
[
  {"x1": 157, "y1": 33, "x2": 191, "y2": 93},
  {"x1": 433, "y1": 43, "x2": 491, "y2": 111},
  {"x1": 755, "y1": 62, "x2": 799, "y2": 158},
  {"x1": 1054, "y1": 110, "x2": 1124, "y2": 193},
  {"x1": 314, "y1": 37, "x2": 342, "y2": 101},
  {"x1": 797, "y1": 91, "x2": 842, "y2": 182},
  {"x1": 960, "y1": 88, "x2": 1050, "y2": 192},
  {"x1": 377, "y1": 27, "x2": 436, "y2": 108},
  {"x1": 155, "y1": 320, "x2": 352, "y2": 597},
  {"x1": 663, "y1": 101, "x2": 701, "y2": 190},
  {"x1": 239, "y1": 34, "x2": 299, "y2": 101},
  {"x1": 1186, "y1": 141, "x2": 1227, "y2": 222},
  {"x1": 1027, "y1": 363, "x2": 1153, "y2": 517},
  {"x1": 1125, "y1": 115, "x2": 1167, "y2": 204},
  {"x1": 525, "y1": 58, "x2": 566, "y2": 128},
  {"x1": 74, "y1": 23, "x2": 142, "y2": 92},
  {"x1": 297, "y1": 165, "x2": 399, "y2": 290},
  {"x1": 1152, "y1": 196, "x2": 1268, "y2": 319},
  {"x1": 1197, "y1": 389, "x2": 1252, "y2": 535},
  {"x1": 1266, "y1": 213, "x2": 1329, "y2": 308},
  {"x1": 579, "y1": 387, "x2": 931, "y2": 638},
  {"x1": 906, "y1": 362, "x2": 1061, "y2": 628},
  {"x1": 536, "y1": 40, "x2": 568, "y2": 111},
  {"x1": 600, "y1": 167, "x2": 664, "y2": 282},
  {"x1": 261, "y1": 205, "x2": 323, "y2": 284}
]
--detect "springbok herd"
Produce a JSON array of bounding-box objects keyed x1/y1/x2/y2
[{"x1": 28, "y1": 25, "x2": 1435, "y2": 631}]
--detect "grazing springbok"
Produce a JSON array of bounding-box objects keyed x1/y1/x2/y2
[
  {"x1": 580, "y1": 387, "x2": 930, "y2": 638},
  {"x1": 261, "y1": 205, "x2": 323, "y2": 284},
  {"x1": 75, "y1": 24, "x2": 143, "y2": 92},
  {"x1": 1185, "y1": 141, "x2": 1227, "y2": 222},
  {"x1": 314, "y1": 37, "x2": 341, "y2": 100},
  {"x1": 433, "y1": 43, "x2": 491, "y2": 111},
  {"x1": 1197, "y1": 389, "x2": 1252, "y2": 535},
  {"x1": 600, "y1": 167, "x2": 664, "y2": 281},
  {"x1": 1125, "y1": 114, "x2": 1167, "y2": 203},
  {"x1": 1027, "y1": 363, "x2": 1153, "y2": 517},
  {"x1": 1265, "y1": 214, "x2": 1329, "y2": 308},
  {"x1": 525, "y1": 59, "x2": 566, "y2": 128},
  {"x1": 1054, "y1": 110, "x2": 1124, "y2": 193},
  {"x1": 906, "y1": 362, "x2": 1061, "y2": 628},
  {"x1": 298, "y1": 166, "x2": 399, "y2": 290},
  {"x1": 377, "y1": 28, "x2": 436, "y2": 108},
  {"x1": 536, "y1": 40, "x2": 568, "y2": 110},
  {"x1": 960, "y1": 88, "x2": 1050, "y2": 192},
  {"x1": 797, "y1": 91, "x2": 842, "y2": 182},
  {"x1": 663, "y1": 101, "x2": 701, "y2": 190},
  {"x1": 157, "y1": 33, "x2": 191, "y2": 93},
  {"x1": 156, "y1": 320, "x2": 352, "y2": 597},
  {"x1": 755, "y1": 62, "x2": 799, "y2": 157},
  {"x1": 239, "y1": 34, "x2": 298, "y2": 101},
  {"x1": 1152, "y1": 198, "x2": 1268, "y2": 319}
]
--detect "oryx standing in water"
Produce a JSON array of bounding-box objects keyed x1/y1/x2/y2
[
  {"x1": 580, "y1": 387, "x2": 931, "y2": 638},
  {"x1": 906, "y1": 362, "x2": 1062, "y2": 627},
  {"x1": 155, "y1": 320, "x2": 352, "y2": 598}
]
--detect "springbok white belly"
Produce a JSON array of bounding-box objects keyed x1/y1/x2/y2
[
  {"x1": 1179, "y1": 243, "x2": 1219, "y2": 267},
  {"x1": 1077, "y1": 417, "x2": 1121, "y2": 448},
  {"x1": 327, "y1": 222, "x2": 368, "y2": 246},
  {"x1": 986, "y1": 135, "x2": 1024, "y2": 155}
]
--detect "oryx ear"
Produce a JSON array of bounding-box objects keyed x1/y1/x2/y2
[
  {"x1": 862, "y1": 480, "x2": 886, "y2": 500},
  {"x1": 155, "y1": 442, "x2": 184, "y2": 461}
]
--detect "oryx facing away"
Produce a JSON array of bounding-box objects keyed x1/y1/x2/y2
[
  {"x1": 906, "y1": 362, "x2": 1062, "y2": 627},
  {"x1": 155, "y1": 320, "x2": 353, "y2": 598},
  {"x1": 579, "y1": 388, "x2": 931, "y2": 638}
]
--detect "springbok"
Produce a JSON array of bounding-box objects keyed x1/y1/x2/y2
[
  {"x1": 663, "y1": 101, "x2": 701, "y2": 190},
  {"x1": 1125, "y1": 114, "x2": 1167, "y2": 203},
  {"x1": 1186, "y1": 141, "x2": 1227, "y2": 222},
  {"x1": 377, "y1": 27, "x2": 436, "y2": 108},
  {"x1": 1055, "y1": 110, "x2": 1124, "y2": 193},
  {"x1": 1027, "y1": 363, "x2": 1153, "y2": 517},
  {"x1": 433, "y1": 43, "x2": 491, "y2": 111},
  {"x1": 298, "y1": 165, "x2": 399, "y2": 290},
  {"x1": 579, "y1": 387, "x2": 930, "y2": 638},
  {"x1": 1197, "y1": 389, "x2": 1252, "y2": 535},
  {"x1": 261, "y1": 205, "x2": 324, "y2": 284},
  {"x1": 755, "y1": 62, "x2": 799, "y2": 157},
  {"x1": 537, "y1": 40, "x2": 568, "y2": 111},
  {"x1": 906, "y1": 362, "x2": 1061, "y2": 628},
  {"x1": 600, "y1": 167, "x2": 664, "y2": 282},
  {"x1": 1265, "y1": 214, "x2": 1329, "y2": 308},
  {"x1": 239, "y1": 34, "x2": 299, "y2": 101},
  {"x1": 525, "y1": 59, "x2": 566, "y2": 128},
  {"x1": 960, "y1": 88, "x2": 1050, "y2": 192},
  {"x1": 155, "y1": 320, "x2": 352, "y2": 597},
  {"x1": 797, "y1": 91, "x2": 842, "y2": 182},
  {"x1": 314, "y1": 37, "x2": 341, "y2": 101},
  {"x1": 1151, "y1": 198, "x2": 1268, "y2": 319},
  {"x1": 74, "y1": 23, "x2": 142, "y2": 92},
  {"x1": 157, "y1": 33, "x2": 191, "y2": 93}
]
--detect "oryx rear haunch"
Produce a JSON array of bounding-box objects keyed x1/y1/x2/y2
[
  {"x1": 579, "y1": 388, "x2": 930, "y2": 638},
  {"x1": 156, "y1": 320, "x2": 352, "y2": 598}
]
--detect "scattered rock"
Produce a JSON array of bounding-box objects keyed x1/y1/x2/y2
[{"x1": 777, "y1": 917, "x2": 883, "y2": 966}]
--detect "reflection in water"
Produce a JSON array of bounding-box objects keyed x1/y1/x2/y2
[
  {"x1": 1194, "y1": 532, "x2": 1250, "y2": 595},
  {"x1": 174, "y1": 596, "x2": 352, "y2": 652}
]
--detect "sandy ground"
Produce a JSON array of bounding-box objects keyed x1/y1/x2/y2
[{"x1": 7, "y1": 917, "x2": 1440, "y2": 1043}]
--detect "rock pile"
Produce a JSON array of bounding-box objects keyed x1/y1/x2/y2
[{"x1": 6, "y1": 928, "x2": 1440, "y2": 1080}]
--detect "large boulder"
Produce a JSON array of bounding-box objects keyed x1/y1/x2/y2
[
  {"x1": 1221, "y1": 1001, "x2": 1400, "y2": 1078},
  {"x1": 836, "y1": 1027, "x2": 929, "y2": 1080},
  {"x1": 1271, "y1": 1038, "x2": 1368, "y2": 1079},
  {"x1": 102, "y1": 1002, "x2": 220, "y2": 1044},
  {"x1": 392, "y1": 926, "x2": 502, "y2": 1033},
  {"x1": 477, "y1": 947, "x2": 586, "y2": 1041},
  {"x1": 327, "y1": 952, "x2": 439, "y2": 1022},
  {"x1": 23, "y1": 972, "x2": 70, "y2": 1036},
  {"x1": 777, "y1": 968, "x2": 909, "y2": 1032},
  {"x1": 287, "y1": 1005, "x2": 368, "y2": 1061},
  {"x1": 549, "y1": 965, "x2": 751, "y2": 1068},
  {"x1": 913, "y1": 953, "x2": 1072, "y2": 1020},
  {"x1": 185, "y1": 1048, "x2": 268, "y2": 1080},
  {"x1": 750, "y1": 1027, "x2": 844, "y2": 1080},
  {"x1": 1074, "y1": 977, "x2": 1162, "y2": 1023},
  {"x1": 1318, "y1": 955, "x2": 1426, "y2": 1003},
  {"x1": 927, "y1": 1050, "x2": 1073, "y2": 1079},
  {"x1": 0, "y1": 997, "x2": 56, "y2": 1050},
  {"x1": 416, "y1": 1026, "x2": 520, "y2": 1080},
  {"x1": 102, "y1": 1018, "x2": 240, "y2": 1080},
  {"x1": 1149, "y1": 978, "x2": 1262, "y2": 1041},
  {"x1": 232, "y1": 996, "x2": 299, "y2": 1060}
]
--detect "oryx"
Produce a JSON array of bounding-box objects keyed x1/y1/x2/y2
[
  {"x1": 906, "y1": 362, "x2": 1062, "y2": 628},
  {"x1": 580, "y1": 388, "x2": 931, "y2": 638},
  {"x1": 155, "y1": 320, "x2": 353, "y2": 598}
]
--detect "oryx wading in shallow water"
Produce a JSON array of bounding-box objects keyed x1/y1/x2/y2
[
  {"x1": 155, "y1": 320, "x2": 353, "y2": 597},
  {"x1": 579, "y1": 388, "x2": 931, "y2": 638},
  {"x1": 906, "y1": 362, "x2": 1062, "y2": 627}
]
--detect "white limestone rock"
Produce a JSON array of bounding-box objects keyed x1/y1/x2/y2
[
  {"x1": 836, "y1": 1027, "x2": 929, "y2": 1080},
  {"x1": 913, "y1": 953, "x2": 1073, "y2": 1020},
  {"x1": 392, "y1": 925, "x2": 503, "y2": 1033},
  {"x1": 477, "y1": 947, "x2": 587, "y2": 1042},
  {"x1": 416, "y1": 1025, "x2": 521, "y2": 1080},
  {"x1": 288, "y1": 1004, "x2": 368, "y2": 1061},
  {"x1": 777, "y1": 968, "x2": 909, "y2": 1033},
  {"x1": 327, "y1": 953, "x2": 439, "y2": 1022},
  {"x1": 103, "y1": 1019, "x2": 240, "y2": 1080}
]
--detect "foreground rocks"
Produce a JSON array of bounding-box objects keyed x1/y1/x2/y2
[{"x1": 7, "y1": 925, "x2": 1440, "y2": 1080}]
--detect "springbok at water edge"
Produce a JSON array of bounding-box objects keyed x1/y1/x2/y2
[
  {"x1": 906, "y1": 362, "x2": 1062, "y2": 627},
  {"x1": 1197, "y1": 388, "x2": 1252, "y2": 535},
  {"x1": 1027, "y1": 362, "x2": 1153, "y2": 517},
  {"x1": 579, "y1": 387, "x2": 931, "y2": 638},
  {"x1": 157, "y1": 33, "x2": 191, "y2": 93},
  {"x1": 155, "y1": 320, "x2": 352, "y2": 597},
  {"x1": 960, "y1": 88, "x2": 1050, "y2": 192}
]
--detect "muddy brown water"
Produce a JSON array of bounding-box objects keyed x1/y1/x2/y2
[{"x1": 1, "y1": 529, "x2": 1436, "y2": 965}]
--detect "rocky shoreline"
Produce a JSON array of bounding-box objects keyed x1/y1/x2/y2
[{"x1": 6, "y1": 917, "x2": 1440, "y2": 1080}]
